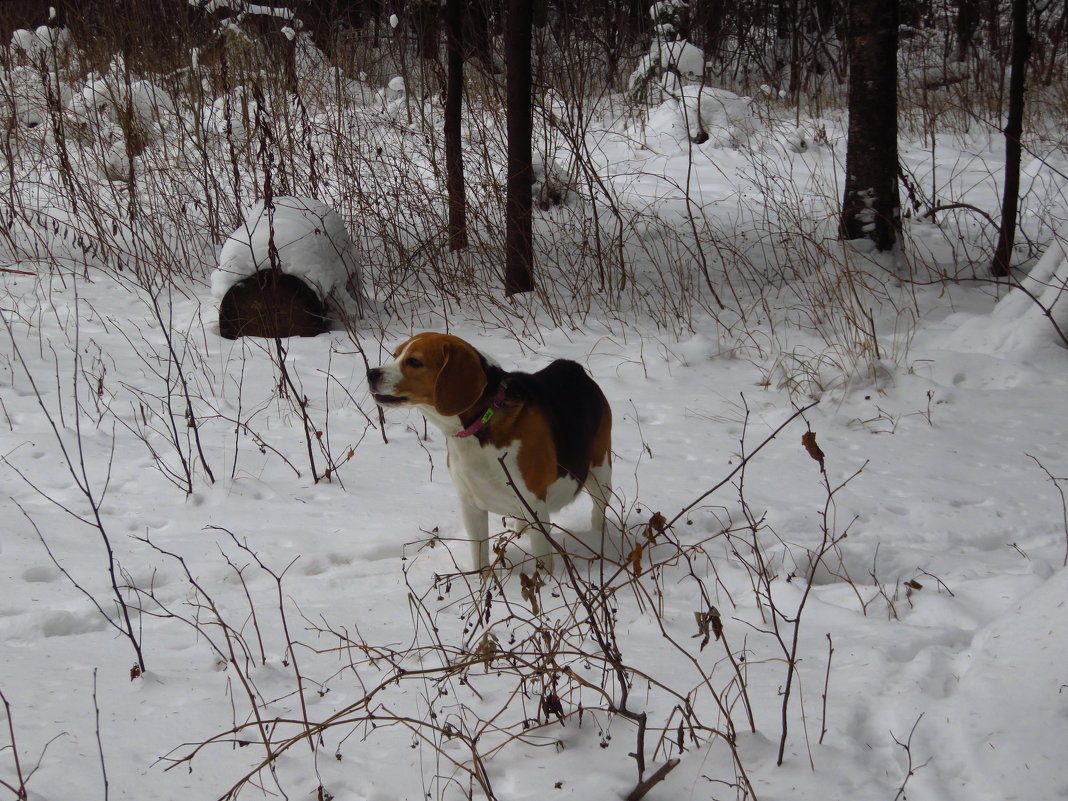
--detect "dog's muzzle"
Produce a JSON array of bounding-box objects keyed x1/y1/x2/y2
[{"x1": 367, "y1": 367, "x2": 407, "y2": 405}]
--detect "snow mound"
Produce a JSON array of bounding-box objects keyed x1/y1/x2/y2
[
  {"x1": 920, "y1": 565, "x2": 1068, "y2": 799},
  {"x1": 948, "y1": 233, "x2": 1068, "y2": 353},
  {"x1": 211, "y1": 196, "x2": 365, "y2": 319},
  {"x1": 65, "y1": 69, "x2": 176, "y2": 165},
  {"x1": 990, "y1": 233, "x2": 1068, "y2": 350},
  {"x1": 645, "y1": 86, "x2": 758, "y2": 149}
]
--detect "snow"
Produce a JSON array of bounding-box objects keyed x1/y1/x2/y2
[
  {"x1": 3, "y1": 21, "x2": 1068, "y2": 801},
  {"x1": 922, "y1": 567, "x2": 1068, "y2": 799},
  {"x1": 989, "y1": 233, "x2": 1068, "y2": 350}
]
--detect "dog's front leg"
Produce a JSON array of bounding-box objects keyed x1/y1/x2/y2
[
  {"x1": 527, "y1": 522, "x2": 554, "y2": 571},
  {"x1": 521, "y1": 502, "x2": 555, "y2": 571},
  {"x1": 460, "y1": 497, "x2": 490, "y2": 571}
]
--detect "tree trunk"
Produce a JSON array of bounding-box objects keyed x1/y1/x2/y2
[
  {"x1": 504, "y1": 0, "x2": 534, "y2": 295},
  {"x1": 955, "y1": 0, "x2": 980, "y2": 61},
  {"x1": 840, "y1": 0, "x2": 900, "y2": 252},
  {"x1": 465, "y1": 0, "x2": 495, "y2": 69},
  {"x1": 692, "y1": 0, "x2": 727, "y2": 59},
  {"x1": 990, "y1": 0, "x2": 1031, "y2": 277},
  {"x1": 444, "y1": 0, "x2": 468, "y2": 251},
  {"x1": 412, "y1": 0, "x2": 440, "y2": 61},
  {"x1": 774, "y1": 0, "x2": 798, "y2": 95}
]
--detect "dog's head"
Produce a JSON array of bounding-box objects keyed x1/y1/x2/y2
[{"x1": 368, "y1": 333, "x2": 491, "y2": 418}]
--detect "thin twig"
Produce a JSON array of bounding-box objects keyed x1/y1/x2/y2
[
  {"x1": 92, "y1": 669, "x2": 109, "y2": 801},
  {"x1": 666, "y1": 401, "x2": 818, "y2": 532},
  {"x1": 892, "y1": 713, "x2": 930, "y2": 801},
  {"x1": 819, "y1": 633, "x2": 833, "y2": 745}
]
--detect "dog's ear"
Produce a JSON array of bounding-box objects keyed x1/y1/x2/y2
[{"x1": 433, "y1": 341, "x2": 487, "y2": 417}]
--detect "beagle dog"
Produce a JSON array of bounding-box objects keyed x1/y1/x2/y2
[{"x1": 368, "y1": 333, "x2": 612, "y2": 570}]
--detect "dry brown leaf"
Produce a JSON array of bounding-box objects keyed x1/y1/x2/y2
[
  {"x1": 802, "y1": 430, "x2": 826, "y2": 472},
  {"x1": 628, "y1": 543, "x2": 644, "y2": 577}
]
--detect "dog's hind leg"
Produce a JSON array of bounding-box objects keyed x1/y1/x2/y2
[{"x1": 585, "y1": 459, "x2": 613, "y2": 533}]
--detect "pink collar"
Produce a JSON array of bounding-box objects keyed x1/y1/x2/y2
[{"x1": 455, "y1": 382, "x2": 508, "y2": 438}]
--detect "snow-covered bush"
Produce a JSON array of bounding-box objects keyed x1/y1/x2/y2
[
  {"x1": 532, "y1": 153, "x2": 573, "y2": 209},
  {"x1": 201, "y1": 85, "x2": 259, "y2": 142},
  {"x1": 379, "y1": 75, "x2": 406, "y2": 115},
  {"x1": 5, "y1": 27, "x2": 76, "y2": 129},
  {"x1": 627, "y1": 0, "x2": 704, "y2": 104},
  {"x1": 627, "y1": 1, "x2": 757, "y2": 147},
  {"x1": 778, "y1": 120, "x2": 831, "y2": 154},
  {"x1": 4, "y1": 64, "x2": 63, "y2": 130},
  {"x1": 66, "y1": 60, "x2": 177, "y2": 153},
  {"x1": 9, "y1": 24, "x2": 71, "y2": 66}
]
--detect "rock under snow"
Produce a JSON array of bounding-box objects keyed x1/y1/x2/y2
[{"x1": 211, "y1": 196, "x2": 365, "y2": 321}]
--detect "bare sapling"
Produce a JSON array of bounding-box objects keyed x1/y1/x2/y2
[
  {"x1": 132, "y1": 532, "x2": 303, "y2": 800},
  {"x1": 891, "y1": 713, "x2": 930, "y2": 801},
  {"x1": 771, "y1": 424, "x2": 864, "y2": 766},
  {"x1": 110, "y1": 282, "x2": 217, "y2": 494},
  {"x1": 727, "y1": 406, "x2": 864, "y2": 767},
  {"x1": 0, "y1": 687, "x2": 66, "y2": 801},
  {"x1": 3, "y1": 297, "x2": 147, "y2": 676},
  {"x1": 1028, "y1": 455, "x2": 1068, "y2": 566},
  {"x1": 491, "y1": 456, "x2": 759, "y2": 798}
]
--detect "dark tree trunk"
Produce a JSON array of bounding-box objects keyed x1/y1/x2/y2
[
  {"x1": 990, "y1": 0, "x2": 1031, "y2": 277},
  {"x1": 532, "y1": 0, "x2": 547, "y2": 28},
  {"x1": 840, "y1": 0, "x2": 900, "y2": 252},
  {"x1": 445, "y1": 0, "x2": 468, "y2": 251},
  {"x1": 1047, "y1": 1, "x2": 1068, "y2": 85},
  {"x1": 504, "y1": 0, "x2": 534, "y2": 295},
  {"x1": 774, "y1": 0, "x2": 798, "y2": 91},
  {"x1": 955, "y1": 0, "x2": 980, "y2": 61},
  {"x1": 692, "y1": 0, "x2": 727, "y2": 58},
  {"x1": 983, "y1": 0, "x2": 1004, "y2": 59},
  {"x1": 412, "y1": 0, "x2": 441, "y2": 60},
  {"x1": 465, "y1": 0, "x2": 495, "y2": 68}
]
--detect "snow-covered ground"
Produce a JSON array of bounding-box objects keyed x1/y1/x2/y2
[{"x1": 3, "y1": 24, "x2": 1068, "y2": 801}]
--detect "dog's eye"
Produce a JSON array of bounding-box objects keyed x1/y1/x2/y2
[{"x1": 405, "y1": 357, "x2": 423, "y2": 369}]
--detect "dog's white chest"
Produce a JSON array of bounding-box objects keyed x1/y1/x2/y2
[{"x1": 445, "y1": 437, "x2": 578, "y2": 516}]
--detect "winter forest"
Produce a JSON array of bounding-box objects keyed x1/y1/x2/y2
[{"x1": 1, "y1": 1, "x2": 1067, "y2": 800}]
